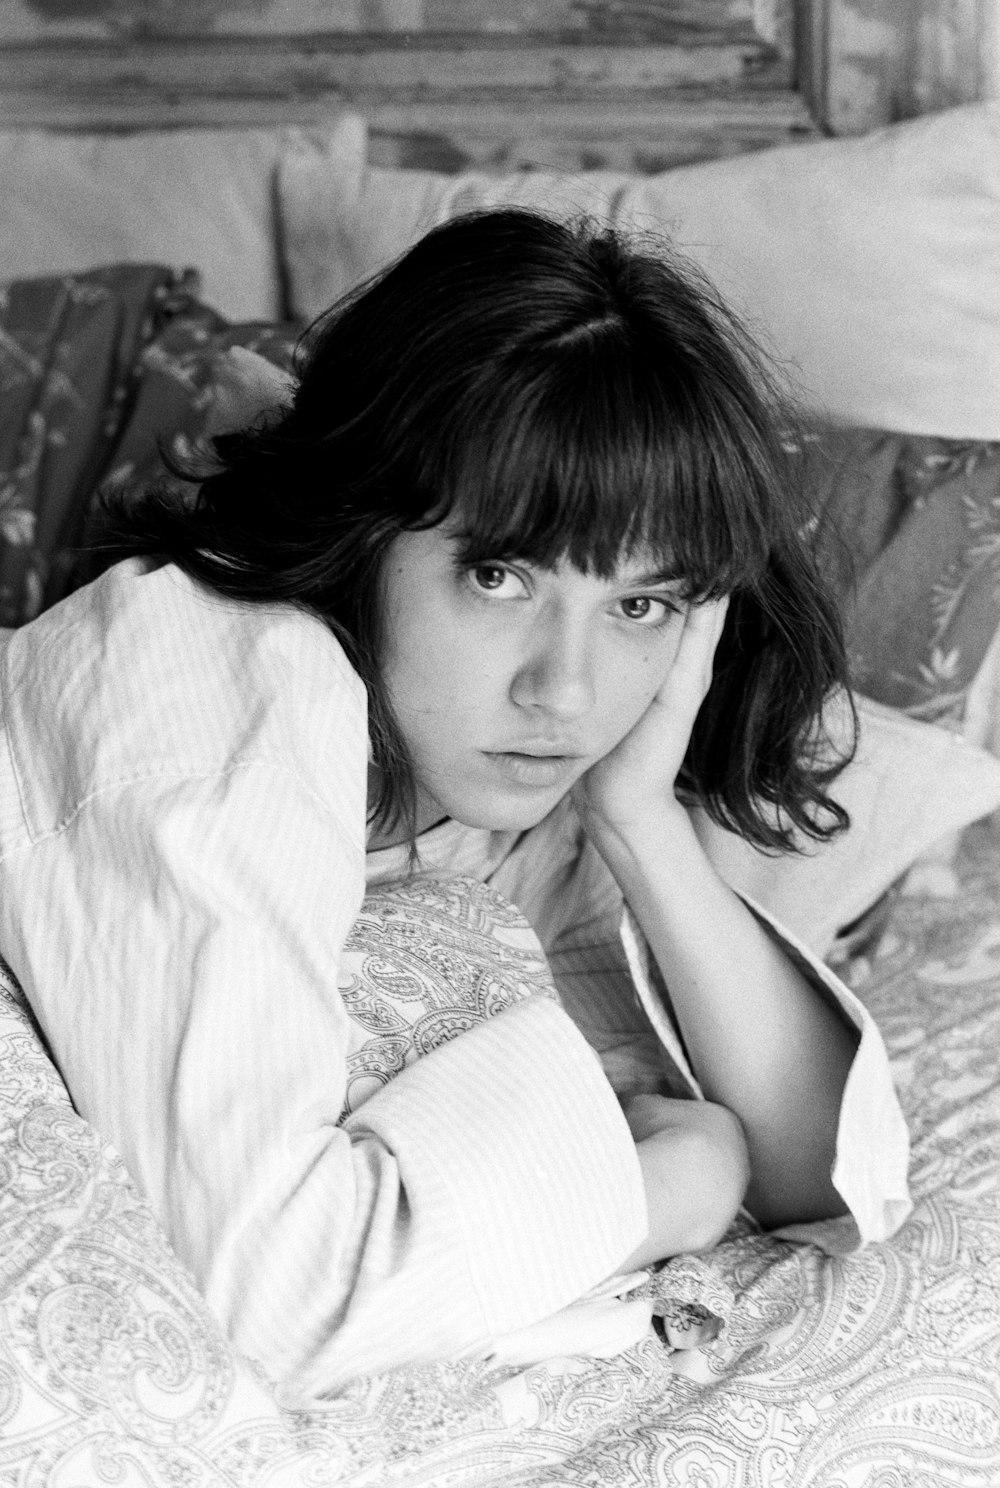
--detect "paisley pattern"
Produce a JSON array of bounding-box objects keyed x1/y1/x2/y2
[
  {"x1": 338, "y1": 874, "x2": 558, "y2": 1116},
  {"x1": 1, "y1": 832, "x2": 999, "y2": 1486}
]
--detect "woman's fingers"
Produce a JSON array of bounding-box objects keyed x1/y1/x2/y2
[
  {"x1": 572, "y1": 595, "x2": 731, "y2": 831},
  {"x1": 659, "y1": 595, "x2": 730, "y2": 706}
]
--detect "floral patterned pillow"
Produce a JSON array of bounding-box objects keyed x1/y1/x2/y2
[
  {"x1": 0, "y1": 264, "x2": 298, "y2": 627},
  {"x1": 797, "y1": 425, "x2": 1000, "y2": 728}
]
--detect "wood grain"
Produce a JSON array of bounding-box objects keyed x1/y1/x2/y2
[
  {"x1": 820, "y1": 0, "x2": 993, "y2": 134},
  {"x1": 0, "y1": 0, "x2": 817, "y2": 171},
  {"x1": 0, "y1": 27, "x2": 809, "y2": 171},
  {"x1": 368, "y1": 87, "x2": 816, "y2": 171},
  {"x1": 0, "y1": 0, "x2": 763, "y2": 42},
  {"x1": 0, "y1": 30, "x2": 787, "y2": 102}
]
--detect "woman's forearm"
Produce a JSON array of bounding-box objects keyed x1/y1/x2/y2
[{"x1": 589, "y1": 804, "x2": 859, "y2": 1230}]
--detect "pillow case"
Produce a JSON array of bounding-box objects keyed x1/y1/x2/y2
[
  {"x1": 799, "y1": 426, "x2": 1000, "y2": 729},
  {"x1": 0, "y1": 264, "x2": 299, "y2": 626},
  {"x1": 277, "y1": 106, "x2": 1000, "y2": 439},
  {"x1": 616, "y1": 103, "x2": 1000, "y2": 440},
  {"x1": 277, "y1": 145, "x2": 630, "y2": 322},
  {"x1": 0, "y1": 117, "x2": 366, "y2": 323},
  {"x1": 696, "y1": 693, "x2": 1000, "y2": 955},
  {"x1": 0, "y1": 263, "x2": 188, "y2": 626},
  {"x1": 0, "y1": 128, "x2": 283, "y2": 322}
]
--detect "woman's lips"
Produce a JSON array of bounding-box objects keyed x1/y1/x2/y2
[{"x1": 484, "y1": 751, "x2": 581, "y2": 787}]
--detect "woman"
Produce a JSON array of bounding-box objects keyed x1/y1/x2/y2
[{"x1": 0, "y1": 210, "x2": 910, "y2": 1401}]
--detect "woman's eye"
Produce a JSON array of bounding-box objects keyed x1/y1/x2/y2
[
  {"x1": 619, "y1": 595, "x2": 675, "y2": 625},
  {"x1": 467, "y1": 563, "x2": 525, "y2": 598}
]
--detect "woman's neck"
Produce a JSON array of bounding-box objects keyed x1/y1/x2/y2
[{"x1": 366, "y1": 765, "x2": 448, "y2": 850}]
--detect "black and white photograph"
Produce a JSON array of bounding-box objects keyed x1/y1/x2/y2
[{"x1": 0, "y1": 4, "x2": 997, "y2": 1484}]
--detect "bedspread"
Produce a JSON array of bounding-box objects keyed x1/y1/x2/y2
[{"x1": 1, "y1": 817, "x2": 999, "y2": 1486}]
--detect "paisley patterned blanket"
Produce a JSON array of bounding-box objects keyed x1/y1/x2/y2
[{"x1": 1, "y1": 814, "x2": 999, "y2": 1486}]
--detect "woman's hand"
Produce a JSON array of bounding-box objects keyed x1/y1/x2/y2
[{"x1": 572, "y1": 597, "x2": 729, "y2": 844}]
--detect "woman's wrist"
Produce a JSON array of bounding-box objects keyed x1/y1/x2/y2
[{"x1": 577, "y1": 795, "x2": 707, "y2": 886}]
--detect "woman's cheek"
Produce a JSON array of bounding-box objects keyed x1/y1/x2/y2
[
  {"x1": 600, "y1": 666, "x2": 659, "y2": 749},
  {"x1": 609, "y1": 631, "x2": 680, "y2": 735}
]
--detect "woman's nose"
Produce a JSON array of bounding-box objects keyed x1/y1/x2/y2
[{"x1": 509, "y1": 627, "x2": 595, "y2": 719}]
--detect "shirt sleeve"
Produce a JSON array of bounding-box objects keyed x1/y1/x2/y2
[
  {"x1": 11, "y1": 763, "x2": 646, "y2": 1401},
  {"x1": 620, "y1": 896, "x2": 913, "y2": 1254}
]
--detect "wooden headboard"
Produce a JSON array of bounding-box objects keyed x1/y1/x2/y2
[{"x1": 0, "y1": 1, "x2": 993, "y2": 171}]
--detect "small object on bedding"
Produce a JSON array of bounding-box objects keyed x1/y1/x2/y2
[{"x1": 644, "y1": 1252, "x2": 735, "y2": 1349}]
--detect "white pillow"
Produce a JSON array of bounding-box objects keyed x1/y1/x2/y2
[
  {"x1": 0, "y1": 118, "x2": 366, "y2": 323},
  {"x1": 695, "y1": 694, "x2": 1000, "y2": 956},
  {"x1": 616, "y1": 103, "x2": 1000, "y2": 440},
  {"x1": 277, "y1": 106, "x2": 1000, "y2": 438},
  {"x1": 277, "y1": 146, "x2": 629, "y2": 321}
]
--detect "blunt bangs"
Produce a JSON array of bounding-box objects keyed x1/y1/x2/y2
[{"x1": 405, "y1": 299, "x2": 783, "y2": 602}]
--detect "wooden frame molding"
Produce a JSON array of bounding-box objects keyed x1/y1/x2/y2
[
  {"x1": 806, "y1": 0, "x2": 997, "y2": 136},
  {"x1": 0, "y1": 15, "x2": 815, "y2": 169},
  {"x1": 0, "y1": 3, "x2": 989, "y2": 159}
]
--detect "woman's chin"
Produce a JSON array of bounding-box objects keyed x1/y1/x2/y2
[
  {"x1": 432, "y1": 780, "x2": 573, "y2": 835},
  {"x1": 410, "y1": 751, "x2": 590, "y2": 836}
]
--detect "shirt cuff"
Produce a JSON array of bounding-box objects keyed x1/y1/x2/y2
[
  {"x1": 620, "y1": 897, "x2": 912, "y2": 1253},
  {"x1": 343, "y1": 994, "x2": 647, "y2": 1340},
  {"x1": 738, "y1": 892, "x2": 912, "y2": 1251}
]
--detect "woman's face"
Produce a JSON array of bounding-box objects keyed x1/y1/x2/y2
[{"x1": 375, "y1": 522, "x2": 689, "y2": 838}]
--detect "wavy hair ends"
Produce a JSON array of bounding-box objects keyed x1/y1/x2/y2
[{"x1": 95, "y1": 207, "x2": 855, "y2": 850}]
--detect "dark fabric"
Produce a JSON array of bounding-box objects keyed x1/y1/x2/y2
[
  {"x1": 0, "y1": 265, "x2": 297, "y2": 626},
  {"x1": 0, "y1": 265, "x2": 173, "y2": 625}
]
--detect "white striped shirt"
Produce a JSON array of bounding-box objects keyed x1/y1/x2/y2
[{"x1": 0, "y1": 558, "x2": 910, "y2": 1400}]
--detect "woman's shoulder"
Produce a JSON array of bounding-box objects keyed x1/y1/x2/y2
[{"x1": 0, "y1": 558, "x2": 369, "y2": 842}]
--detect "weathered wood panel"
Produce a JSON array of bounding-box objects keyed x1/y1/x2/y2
[
  {"x1": 0, "y1": 0, "x2": 828, "y2": 170},
  {"x1": 818, "y1": 0, "x2": 997, "y2": 134},
  {"x1": 909, "y1": 0, "x2": 996, "y2": 113},
  {"x1": 2, "y1": 1, "x2": 993, "y2": 162},
  {"x1": 0, "y1": 21, "x2": 811, "y2": 170},
  {"x1": 426, "y1": 2, "x2": 762, "y2": 34},
  {"x1": 0, "y1": 31, "x2": 787, "y2": 107},
  {"x1": 367, "y1": 87, "x2": 815, "y2": 171},
  {"x1": 0, "y1": 0, "x2": 763, "y2": 41}
]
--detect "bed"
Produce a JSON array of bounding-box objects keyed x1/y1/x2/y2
[{"x1": 1, "y1": 100, "x2": 999, "y2": 1487}]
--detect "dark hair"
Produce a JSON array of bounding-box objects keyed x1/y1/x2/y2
[{"x1": 96, "y1": 208, "x2": 854, "y2": 850}]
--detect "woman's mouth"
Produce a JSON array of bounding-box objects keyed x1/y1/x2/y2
[{"x1": 484, "y1": 751, "x2": 580, "y2": 787}]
